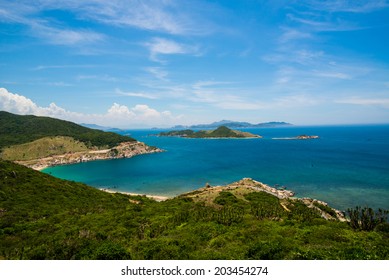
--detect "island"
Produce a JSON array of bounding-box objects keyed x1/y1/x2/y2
[
  {"x1": 297, "y1": 135, "x2": 319, "y2": 140},
  {"x1": 167, "y1": 120, "x2": 292, "y2": 129},
  {"x1": 272, "y1": 135, "x2": 320, "y2": 140},
  {"x1": 158, "y1": 125, "x2": 262, "y2": 139}
]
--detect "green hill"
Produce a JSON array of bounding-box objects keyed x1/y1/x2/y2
[
  {"x1": 159, "y1": 126, "x2": 261, "y2": 138},
  {"x1": 1, "y1": 136, "x2": 90, "y2": 161},
  {"x1": 0, "y1": 111, "x2": 135, "y2": 150},
  {"x1": 0, "y1": 160, "x2": 387, "y2": 260}
]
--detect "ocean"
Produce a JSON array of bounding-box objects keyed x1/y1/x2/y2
[{"x1": 43, "y1": 125, "x2": 389, "y2": 210}]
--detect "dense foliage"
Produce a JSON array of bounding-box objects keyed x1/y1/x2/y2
[
  {"x1": 1, "y1": 160, "x2": 388, "y2": 260},
  {"x1": 347, "y1": 206, "x2": 389, "y2": 231},
  {"x1": 0, "y1": 111, "x2": 135, "y2": 150}
]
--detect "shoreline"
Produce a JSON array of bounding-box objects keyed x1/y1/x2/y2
[
  {"x1": 103, "y1": 177, "x2": 347, "y2": 222},
  {"x1": 15, "y1": 141, "x2": 164, "y2": 171},
  {"x1": 190, "y1": 178, "x2": 347, "y2": 222}
]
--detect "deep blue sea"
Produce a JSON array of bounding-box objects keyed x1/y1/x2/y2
[{"x1": 43, "y1": 125, "x2": 389, "y2": 210}]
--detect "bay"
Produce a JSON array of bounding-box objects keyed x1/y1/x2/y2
[{"x1": 43, "y1": 125, "x2": 389, "y2": 210}]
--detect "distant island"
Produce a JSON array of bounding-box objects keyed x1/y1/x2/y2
[
  {"x1": 272, "y1": 135, "x2": 320, "y2": 140},
  {"x1": 297, "y1": 135, "x2": 319, "y2": 140},
  {"x1": 168, "y1": 120, "x2": 292, "y2": 130},
  {"x1": 158, "y1": 126, "x2": 262, "y2": 139}
]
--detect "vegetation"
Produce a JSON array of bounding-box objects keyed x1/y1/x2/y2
[
  {"x1": 346, "y1": 206, "x2": 389, "y2": 231},
  {"x1": 1, "y1": 159, "x2": 388, "y2": 260},
  {"x1": 0, "y1": 111, "x2": 135, "y2": 151},
  {"x1": 1, "y1": 136, "x2": 89, "y2": 161},
  {"x1": 159, "y1": 126, "x2": 261, "y2": 138}
]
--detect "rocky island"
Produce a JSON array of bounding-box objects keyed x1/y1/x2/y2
[
  {"x1": 272, "y1": 135, "x2": 320, "y2": 140},
  {"x1": 297, "y1": 135, "x2": 319, "y2": 140},
  {"x1": 158, "y1": 125, "x2": 262, "y2": 139}
]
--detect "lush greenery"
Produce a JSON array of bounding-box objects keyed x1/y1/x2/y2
[
  {"x1": 0, "y1": 111, "x2": 135, "y2": 150},
  {"x1": 159, "y1": 126, "x2": 261, "y2": 138},
  {"x1": 1, "y1": 136, "x2": 90, "y2": 161},
  {"x1": 1, "y1": 160, "x2": 388, "y2": 260},
  {"x1": 347, "y1": 206, "x2": 389, "y2": 231}
]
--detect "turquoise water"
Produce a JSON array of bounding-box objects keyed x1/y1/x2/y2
[{"x1": 43, "y1": 125, "x2": 389, "y2": 210}]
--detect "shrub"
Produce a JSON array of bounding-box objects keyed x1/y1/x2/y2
[{"x1": 346, "y1": 206, "x2": 388, "y2": 231}]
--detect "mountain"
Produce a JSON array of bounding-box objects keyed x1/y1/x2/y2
[
  {"x1": 80, "y1": 123, "x2": 123, "y2": 132},
  {"x1": 171, "y1": 120, "x2": 292, "y2": 130},
  {"x1": 159, "y1": 126, "x2": 262, "y2": 138},
  {"x1": 0, "y1": 111, "x2": 134, "y2": 150},
  {"x1": 1, "y1": 159, "x2": 387, "y2": 260}
]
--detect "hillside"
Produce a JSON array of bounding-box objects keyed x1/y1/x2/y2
[
  {"x1": 0, "y1": 111, "x2": 134, "y2": 150},
  {"x1": 159, "y1": 126, "x2": 262, "y2": 138},
  {"x1": 1, "y1": 160, "x2": 388, "y2": 260},
  {"x1": 1, "y1": 136, "x2": 89, "y2": 161}
]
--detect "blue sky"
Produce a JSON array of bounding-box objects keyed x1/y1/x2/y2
[{"x1": 1, "y1": 0, "x2": 389, "y2": 128}]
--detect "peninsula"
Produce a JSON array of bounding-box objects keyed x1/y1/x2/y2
[
  {"x1": 0, "y1": 111, "x2": 163, "y2": 170},
  {"x1": 158, "y1": 125, "x2": 262, "y2": 139}
]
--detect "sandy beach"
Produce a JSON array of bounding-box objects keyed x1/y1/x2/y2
[{"x1": 100, "y1": 188, "x2": 170, "y2": 202}]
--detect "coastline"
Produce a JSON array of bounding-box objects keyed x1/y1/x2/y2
[
  {"x1": 15, "y1": 141, "x2": 164, "y2": 171},
  {"x1": 95, "y1": 177, "x2": 347, "y2": 221},
  {"x1": 181, "y1": 178, "x2": 346, "y2": 222}
]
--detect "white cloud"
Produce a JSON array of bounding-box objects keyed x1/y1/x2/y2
[
  {"x1": 31, "y1": 23, "x2": 104, "y2": 45},
  {"x1": 0, "y1": 0, "x2": 213, "y2": 37},
  {"x1": 279, "y1": 28, "x2": 312, "y2": 43},
  {"x1": 0, "y1": 2, "x2": 104, "y2": 46},
  {"x1": 146, "y1": 37, "x2": 199, "y2": 62},
  {"x1": 132, "y1": 104, "x2": 161, "y2": 118},
  {"x1": 144, "y1": 67, "x2": 169, "y2": 81},
  {"x1": 305, "y1": 0, "x2": 389, "y2": 13},
  {"x1": 115, "y1": 88, "x2": 158, "y2": 100},
  {"x1": 313, "y1": 71, "x2": 352, "y2": 79},
  {"x1": 336, "y1": 97, "x2": 389, "y2": 107},
  {"x1": 0, "y1": 88, "x2": 179, "y2": 128}
]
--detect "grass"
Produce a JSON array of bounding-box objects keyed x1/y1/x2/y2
[{"x1": 1, "y1": 136, "x2": 90, "y2": 161}]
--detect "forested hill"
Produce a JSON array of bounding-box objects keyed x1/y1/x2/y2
[
  {"x1": 159, "y1": 126, "x2": 261, "y2": 138},
  {"x1": 0, "y1": 111, "x2": 134, "y2": 149},
  {"x1": 1, "y1": 159, "x2": 388, "y2": 260}
]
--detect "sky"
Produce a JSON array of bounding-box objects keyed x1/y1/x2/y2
[{"x1": 1, "y1": 0, "x2": 389, "y2": 128}]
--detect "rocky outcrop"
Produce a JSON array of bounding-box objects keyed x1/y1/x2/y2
[
  {"x1": 183, "y1": 178, "x2": 345, "y2": 222},
  {"x1": 16, "y1": 141, "x2": 163, "y2": 170},
  {"x1": 237, "y1": 178, "x2": 295, "y2": 199}
]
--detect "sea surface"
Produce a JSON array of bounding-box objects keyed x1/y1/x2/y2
[{"x1": 43, "y1": 125, "x2": 389, "y2": 210}]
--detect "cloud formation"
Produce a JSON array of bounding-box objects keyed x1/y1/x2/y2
[
  {"x1": 0, "y1": 88, "x2": 179, "y2": 128},
  {"x1": 146, "y1": 37, "x2": 199, "y2": 62}
]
